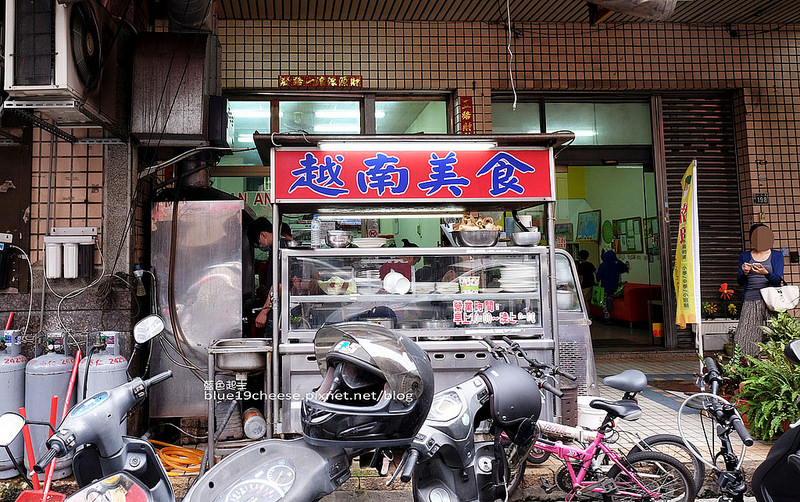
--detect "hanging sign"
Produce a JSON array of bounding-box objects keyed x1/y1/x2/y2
[
  {"x1": 271, "y1": 147, "x2": 555, "y2": 203},
  {"x1": 278, "y1": 75, "x2": 363, "y2": 88},
  {"x1": 673, "y1": 159, "x2": 701, "y2": 330},
  {"x1": 459, "y1": 97, "x2": 475, "y2": 134}
]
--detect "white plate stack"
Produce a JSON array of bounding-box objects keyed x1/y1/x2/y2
[{"x1": 498, "y1": 263, "x2": 538, "y2": 292}]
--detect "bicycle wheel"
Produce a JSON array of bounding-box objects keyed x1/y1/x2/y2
[
  {"x1": 527, "y1": 444, "x2": 552, "y2": 464},
  {"x1": 627, "y1": 433, "x2": 705, "y2": 494},
  {"x1": 604, "y1": 451, "x2": 695, "y2": 502},
  {"x1": 505, "y1": 442, "x2": 529, "y2": 497}
]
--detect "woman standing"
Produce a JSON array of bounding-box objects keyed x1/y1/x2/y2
[{"x1": 735, "y1": 224, "x2": 784, "y2": 357}]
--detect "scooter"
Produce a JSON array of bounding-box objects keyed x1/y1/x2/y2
[
  {"x1": 394, "y1": 336, "x2": 573, "y2": 502},
  {"x1": 0, "y1": 314, "x2": 174, "y2": 502}
]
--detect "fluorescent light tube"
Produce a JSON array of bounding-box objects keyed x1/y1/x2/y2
[{"x1": 317, "y1": 141, "x2": 498, "y2": 151}]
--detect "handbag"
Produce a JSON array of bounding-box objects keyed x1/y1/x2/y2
[
  {"x1": 591, "y1": 285, "x2": 606, "y2": 307},
  {"x1": 760, "y1": 282, "x2": 800, "y2": 312}
]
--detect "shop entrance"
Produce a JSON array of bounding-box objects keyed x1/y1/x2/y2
[{"x1": 555, "y1": 164, "x2": 662, "y2": 350}]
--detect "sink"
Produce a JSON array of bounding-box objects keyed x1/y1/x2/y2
[{"x1": 211, "y1": 338, "x2": 271, "y2": 372}]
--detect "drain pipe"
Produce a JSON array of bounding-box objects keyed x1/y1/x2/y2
[{"x1": 37, "y1": 134, "x2": 57, "y2": 355}]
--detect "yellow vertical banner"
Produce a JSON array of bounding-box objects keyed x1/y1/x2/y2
[{"x1": 674, "y1": 159, "x2": 701, "y2": 329}]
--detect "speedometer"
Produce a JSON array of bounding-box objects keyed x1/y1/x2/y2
[
  {"x1": 266, "y1": 464, "x2": 296, "y2": 488},
  {"x1": 225, "y1": 479, "x2": 281, "y2": 502}
]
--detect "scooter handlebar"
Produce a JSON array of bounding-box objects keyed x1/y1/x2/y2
[
  {"x1": 144, "y1": 370, "x2": 173, "y2": 389},
  {"x1": 731, "y1": 415, "x2": 754, "y2": 446},
  {"x1": 32, "y1": 446, "x2": 60, "y2": 474},
  {"x1": 540, "y1": 381, "x2": 564, "y2": 398},
  {"x1": 558, "y1": 369, "x2": 578, "y2": 381},
  {"x1": 400, "y1": 449, "x2": 419, "y2": 483}
]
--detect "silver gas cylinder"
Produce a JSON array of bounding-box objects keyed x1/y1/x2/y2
[
  {"x1": 0, "y1": 331, "x2": 26, "y2": 479},
  {"x1": 24, "y1": 335, "x2": 76, "y2": 480},
  {"x1": 78, "y1": 331, "x2": 128, "y2": 434}
]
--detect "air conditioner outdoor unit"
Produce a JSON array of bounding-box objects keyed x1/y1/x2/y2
[{"x1": 3, "y1": 0, "x2": 133, "y2": 129}]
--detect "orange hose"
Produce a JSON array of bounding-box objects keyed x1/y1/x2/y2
[{"x1": 149, "y1": 439, "x2": 204, "y2": 476}]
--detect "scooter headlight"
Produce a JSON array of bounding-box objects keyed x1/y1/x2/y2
[{"x1": 428, "y1": 391, "x2": 464, "y2": 422}]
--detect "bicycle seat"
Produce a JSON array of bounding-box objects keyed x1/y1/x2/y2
[
  {"x1": 602, "y1": 370, "x2": 647, "y2": 393},
  {"x1": 589, "y1": 399, "x2": 642, "y2": 421}
]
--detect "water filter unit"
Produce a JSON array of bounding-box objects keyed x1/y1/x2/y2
[
  {"x1": 78, "y1": 332, "x2": 128, "y2": 434},
  {"x1": 24, "y1": 336, "x2": 76, "y2": 480},
  {"x1": 0, "y1": 331, "x2": 26, "y2": 479}
]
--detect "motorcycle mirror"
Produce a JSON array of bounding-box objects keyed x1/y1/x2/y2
[
  {"x1": 0, "y1": 413, "x2": 25, "y2": 447},
  {"x1": 785, "y1": 339, "x2": 800, "y2": 366},
  {"x1": 133, "y1": 314, "x2": 165, "y2": 344}
]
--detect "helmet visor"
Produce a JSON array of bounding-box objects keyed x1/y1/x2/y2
[{"x1": 314, "y1": 322, "x2": 424, "y2": 402}]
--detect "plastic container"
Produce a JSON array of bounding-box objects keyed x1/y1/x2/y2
[
  {"x1": 458, "y1": 276, "x2": 480, "y2": 294},
  {"x1": 577, "y1": 396, "x2": 606, "y2": 430},
  {"x1": 310, "y1": 215, "x2": 322, "y2": 248},
  {"x1": 243, "y1": 407, "x2": 267, "y2": 439}
]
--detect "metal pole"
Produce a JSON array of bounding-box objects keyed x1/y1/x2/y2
[
  {"x1": 270, "y1": 203, "x2": 279, "y2": 438},
  {"x1": 207, "y1": 351, "x2": 216, "y2": 468},
  {"x1": 547, "y1": 200, "x2": 561, "y2": 420}
]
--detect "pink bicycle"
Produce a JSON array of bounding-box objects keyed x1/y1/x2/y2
[{"x1": 489, "y1": 339, "x2": 695, "y2": 501}]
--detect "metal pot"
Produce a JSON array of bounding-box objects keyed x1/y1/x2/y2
[
  {"x1": 397, "y1": 320, "x2": 420, "y2": 329},
  {"x1": 420, "y1": 319, "x2": 454, "y2": 329}
]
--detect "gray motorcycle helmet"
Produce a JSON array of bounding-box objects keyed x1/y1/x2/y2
[{"x1": 301, "y1": 322, "x2": 434, "y2": 448}]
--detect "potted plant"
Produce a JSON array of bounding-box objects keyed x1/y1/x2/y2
[
  {"x1": 735, "y1": 339, "x2": 800, "y2": 440},
  {"x1": 723, "y1": 326, "x2": 736, "y2": 357}
]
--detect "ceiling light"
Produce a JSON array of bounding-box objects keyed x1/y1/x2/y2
[
  {"x1": 317, "y1": 141, "x2": 498, "y2": 151},
  {"x1": 314, "y1": 110, "x2": 360, "y2": 119},
  {"x1": 231, "y1": 109, "x2": 270, "y2": 118},
  {"x1": 312, "y1": 125, "x2": 361, "y2": 133}
]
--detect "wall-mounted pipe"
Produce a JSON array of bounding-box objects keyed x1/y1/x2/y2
[{"x1": 165, "y1": 0, "x2": 214, "y2": 31}]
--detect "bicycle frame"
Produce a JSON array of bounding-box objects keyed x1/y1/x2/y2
[{"x1": 534, "y1": 428, "x2": 661, "y2": 499}]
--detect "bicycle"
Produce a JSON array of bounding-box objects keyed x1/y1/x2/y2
[
  {"x1": 484, "y1": 337, "x2": 696, "y2": 501},
  {"x1": 677, "y1": 357, "x2": 755, "y2": 502}
]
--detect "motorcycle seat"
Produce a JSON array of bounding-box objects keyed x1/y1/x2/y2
[
  {"x1": 602, "y1": 370, "x2": 648, "y2": 393},
  {"x1": 589, "y1": 399, "x2": 642, "y2": 421}
]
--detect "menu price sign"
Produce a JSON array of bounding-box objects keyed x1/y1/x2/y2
[{"x1": 272, "y1": 148, "x2": 555, "y2": 203}]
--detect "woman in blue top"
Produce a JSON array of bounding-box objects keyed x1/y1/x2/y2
[
  {"x1": 735, "y1": 224, "x2": 784, "y2": 356},
  {"x1": 596, "y1": 249, "x2": 629, "y2": 323}
]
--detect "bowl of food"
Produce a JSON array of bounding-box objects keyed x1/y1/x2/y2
[
  {"x1": 451, "y1": 230, "x2": 501, "y2": 247},
  {"x1": 325, "y1": 230, "x2": 351, "y2": 248},
  {"x1": 317, "y1": 276, "x2": 356, "y2": 295}
]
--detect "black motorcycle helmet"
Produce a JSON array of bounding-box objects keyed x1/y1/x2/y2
[
  {"x1": 478, "y1": 364, "x2": 542, "y2": 445},
  {"x1": 301, "y1": 322, "x2": 434, "y2": 448}
]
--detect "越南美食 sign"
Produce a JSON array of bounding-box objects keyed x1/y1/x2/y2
[{"x1": 271, "y1": 148, "x2": 554, "y2": 203}]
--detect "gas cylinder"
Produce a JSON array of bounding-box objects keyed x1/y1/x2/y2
[
  {"x1": 78, "y1": 332, "x2": 128, "y2": 434},
  {"x1": 0, "y1": 330, "x2": 26, "y2": 479},
  {"x1": 24, "y1": 335, "x2": 76, "y2": 480}
]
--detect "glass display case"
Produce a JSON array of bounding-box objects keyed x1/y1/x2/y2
[{"x1": 280, "y1": 247, "x2": 565, "y2": 342}]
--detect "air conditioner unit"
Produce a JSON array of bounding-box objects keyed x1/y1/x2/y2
[{"x1": 3, "y1": 0, "x2": 133, "y2": 130}]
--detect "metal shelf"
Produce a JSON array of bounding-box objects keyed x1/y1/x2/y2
[{"x1": 289, "y1": 291, "x2": 540, "y2": 303}]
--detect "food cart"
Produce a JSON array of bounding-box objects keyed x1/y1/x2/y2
[{"x1": 253, "y1": 133, "x2": 598, "y2": 435}]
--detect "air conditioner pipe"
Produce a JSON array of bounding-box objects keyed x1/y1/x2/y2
[
  {"x1": 589, "y1": 0, "x2": 677, "y2": 20},
  {"x1": 165, "y1": 0, "x2": 215, "y2": 31}
]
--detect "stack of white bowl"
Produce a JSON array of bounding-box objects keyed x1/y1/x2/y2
[{"x1": 498, "y1": 263, "x2": 538, "y2": 292}]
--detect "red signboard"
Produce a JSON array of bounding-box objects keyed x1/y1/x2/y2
[
  {"x1": 272, "y1": 148, "x2": 554, "y2": 203},
  {"x1": 459, "y1": 97, "x2": 475, "y2": 134}
]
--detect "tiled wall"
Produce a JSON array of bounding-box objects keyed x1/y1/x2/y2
[
  {"x1": 218, "y1": 20, "x2": 800, "y2": 284},
  {"x1": 30, "y1": 127, "x2": 105, "y2": 264}
]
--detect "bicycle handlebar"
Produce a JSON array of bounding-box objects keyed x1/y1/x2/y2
[
  {"x1": 704, "y1": 357, "x2": 719, "y2": 374},
  {"x1": 731, "y1": 415, "x2": 754, "y2": 446}
]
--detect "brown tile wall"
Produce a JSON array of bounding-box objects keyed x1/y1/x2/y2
[
  {"x1": 30, "y1": 127, "x2": 105, "y2": 264},
  {"x1": 218, "y1": 20, "x2": 800, "y2": 283}
]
